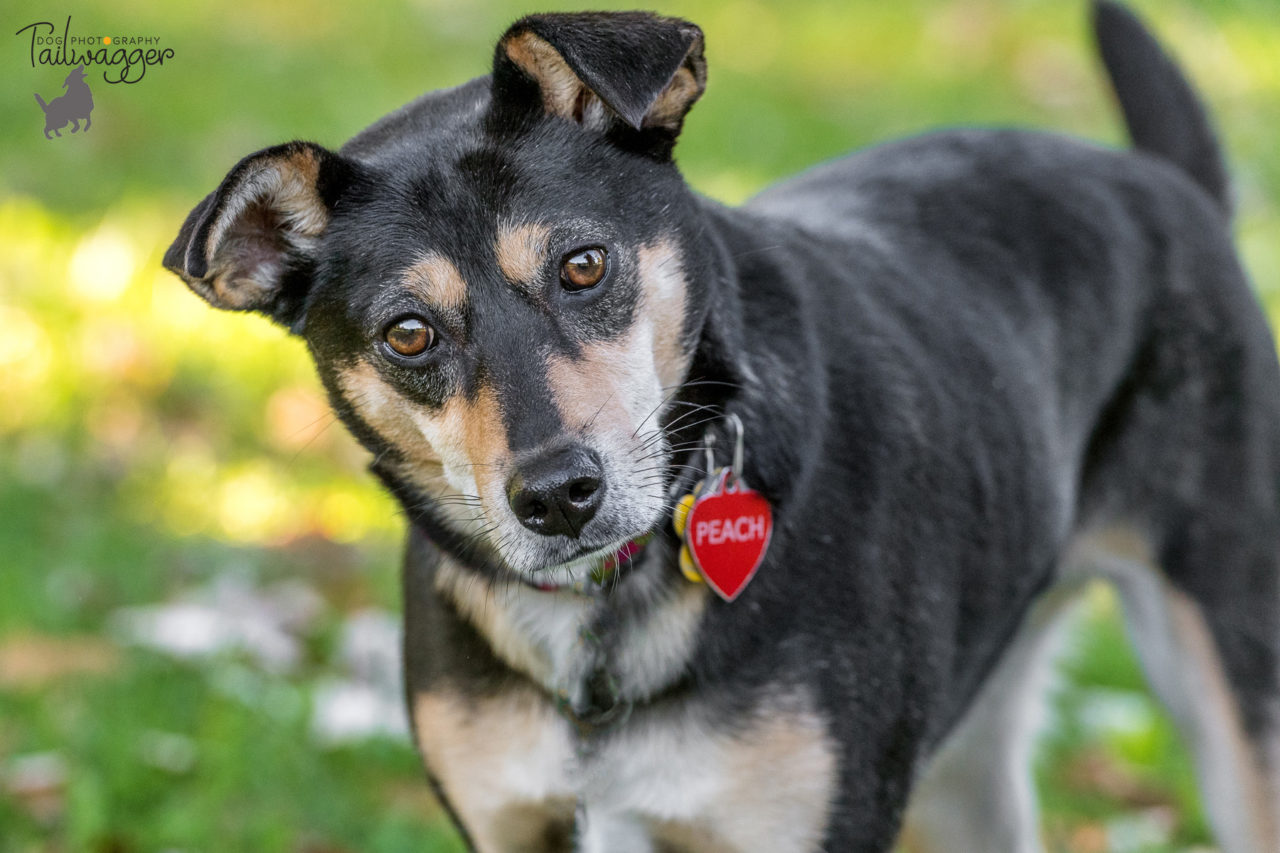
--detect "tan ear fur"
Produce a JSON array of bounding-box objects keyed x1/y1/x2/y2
[{"x1": 500, "y1": 24, "x2": 705, "y2": 136}]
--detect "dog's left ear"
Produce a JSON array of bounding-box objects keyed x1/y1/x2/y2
[
  {"x1": 492, "y1": 12, "x2": 706, "y2": 158},
  {"x1": 163, "y1": 141, "x2": 361, "y2": 331}
]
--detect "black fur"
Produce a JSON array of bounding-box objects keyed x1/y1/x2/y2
[
  {"x1": 166, "y1": 4, "x2": 1280, "y2": 851},
  {"x1": 492, "y1": 12, "x2": 705, "y2": 158},
  {"x1": 1094, "y1": 0, "x2": 1231, "y2": 212}
]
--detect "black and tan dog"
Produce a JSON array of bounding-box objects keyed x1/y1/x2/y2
[{"x1": 164, "y1": 3, "x2": 1280, "y2": 850}]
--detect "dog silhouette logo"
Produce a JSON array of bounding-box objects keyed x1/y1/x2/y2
[{"x1": 35, "y1": 64, "x2": 94, "y2": 139}]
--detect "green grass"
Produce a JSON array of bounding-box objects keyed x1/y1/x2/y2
[
  {"x1": 2, "y1": 0, "x2": 1277, "y2": 850},
  {"x1": 1, "y1": 656, "x2": 463, "y2": 852},
  {"x1": 1036, "y1": 588, "x2": 1212, "y2": 851}
]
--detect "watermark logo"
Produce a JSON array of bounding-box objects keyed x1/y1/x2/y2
[
  {"x1": 34, "y1": 64, "x2": 92, "y2": 139},
  {"x1": 15, "y1": 16, "x2": 175, "y2": 138}
]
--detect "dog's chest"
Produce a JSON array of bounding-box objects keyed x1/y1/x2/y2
[
  {"x1": 410, "y1": 682, "x2": 839, "y2": 853},
  {"x1": 418, "y1": 560, "x2": 839, "y2": 851}
]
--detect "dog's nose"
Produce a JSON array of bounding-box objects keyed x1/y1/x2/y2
[{"x1": 506, "y1": 445, "x2": 606, "y2": 538}]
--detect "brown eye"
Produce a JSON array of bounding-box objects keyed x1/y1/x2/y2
[
  {"x1": 561, "y1": 247, "x2": 608, "y2": 290},
  {"x1": 384, "y1": 316, "x2": 435, "y2": 357}
]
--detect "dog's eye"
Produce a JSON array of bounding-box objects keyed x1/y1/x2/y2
[
  {"x1": 561, "y1": 247, "x2": 608, "y2": 291},
  {"x1": 384, "y1": 316, "x2": 435, "y2": 357}
]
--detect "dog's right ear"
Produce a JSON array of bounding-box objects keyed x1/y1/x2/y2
[{"x1": 163, "y1": 141, "x2": 360, "y2": 331}]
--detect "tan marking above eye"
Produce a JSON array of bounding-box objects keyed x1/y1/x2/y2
[
  {"x1": 561, "y1": 247, "x2": 607, "y2": 290},
  {"x1": 495, "y1": 222, "x2": 551, "y2": 288},
  {"x1": 402, "y1": 253, "x2": 468, "y2": 313}
]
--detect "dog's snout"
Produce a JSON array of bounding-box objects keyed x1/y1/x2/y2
[{"x1": 506, "y1": 445, "x2": 605, "y2": 538}]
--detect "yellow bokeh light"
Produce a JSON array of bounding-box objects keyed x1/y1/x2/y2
[
  {"x1": 158, "y1": 445, "x2": 219, "y2": 536},
  {"x1": 0, "y1": 306, "x2": 54, "y2": 432},
  {"x1": 218, "y1": 466, "x2": 290, "y2": 543},
  {"x1": 317, "y1": 489, "x2": 374, "y2": 544},
  {"x1": 0, "y1": 305, "x2": 51, "y2": 381},
  {"x1": 68, "y1": 226, "x2": 138, "y2": 305},
  {"x1": 148, "y1": 268, "x2": 210, "y2": 334}
]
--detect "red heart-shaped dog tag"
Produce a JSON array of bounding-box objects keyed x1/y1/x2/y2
[{"x1": 685, "y1": 471, "x2": 773, "y2": 602}]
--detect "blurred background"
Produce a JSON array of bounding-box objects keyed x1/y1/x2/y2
[{"x1": 1, "y1": 0, "x2": 1277, "y2": 850}]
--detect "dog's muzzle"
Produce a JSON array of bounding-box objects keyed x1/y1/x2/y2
[{"x1": 506, "y1": 444, "x2": 606, "y2": 538}]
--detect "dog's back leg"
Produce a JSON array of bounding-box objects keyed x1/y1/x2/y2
[
  {"x1": 1078, "y1": 321, "x2": 1280, "y2": 853},
  {"x1": 1088, "y1": 526, "x2": 1280, "y2": 853},
  {"x1": 898, "y1": 579, "x2": 1088, "y2": 853}
]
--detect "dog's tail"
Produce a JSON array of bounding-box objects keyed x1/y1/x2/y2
[
  {"x1": 1093, "y1": 0, "x2": 1230, "y2": 216},
  {"x1": 34, "y1": 93, "x2": 49, "y2": 114}
]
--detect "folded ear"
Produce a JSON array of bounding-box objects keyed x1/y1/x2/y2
[
  {"x1": 163, "y1": 141, "x2": 356, "y2": 330},
  {"x1": 493, "y1": 12, "x2": 706, "y2": 158}
]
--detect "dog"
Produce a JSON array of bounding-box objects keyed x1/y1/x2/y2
[
  {"x1": 164, "y1": 2, "x2": 1280, "y2": 850},
  {"x1": 35, "y1": 64, "x2": 93, "y2": 139}
]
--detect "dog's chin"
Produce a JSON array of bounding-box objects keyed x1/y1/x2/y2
[
  {"x1": 494, "y1": 527, "x2": 639, "y2": 581},
  {"x1": 488, "y1": 508, "x2": 663, "y2": 584},
  {"x1": 517, "y1": 537, "x2": 639, "y2": 587}
]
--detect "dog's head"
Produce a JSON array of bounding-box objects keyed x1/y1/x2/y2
[{"x1": 165, "y1": 13, "x2": 728, "y2": 584}]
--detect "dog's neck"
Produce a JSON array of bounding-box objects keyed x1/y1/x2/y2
[
  {"x1": 685, "y1": 195, "x2": 821, "y2": 510},
  {"x1": 428, "y1": 535, "x2": 712, "y2": 726}
]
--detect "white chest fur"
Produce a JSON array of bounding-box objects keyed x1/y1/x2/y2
[
  {"x1": 419, "y1": 558, "x2": 839, "y2": 852},
  {"x1": 411, "y1": 684, "x2": 838, "y2": 853},
  {"x1": 432, "y1": 554, "x2": 709, "y2": 709}
]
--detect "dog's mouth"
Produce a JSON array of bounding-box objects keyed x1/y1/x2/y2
[{"x1": 523, "y1": 532, "x2": 657, "y2": 592}]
